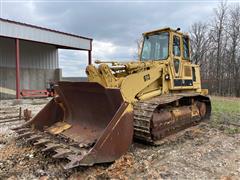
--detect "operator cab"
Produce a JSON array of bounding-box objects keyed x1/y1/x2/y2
[
  {"x1": 140, "y1": 28, "x2": 198, "y2": 89},
  {"x1": 140, "y1": 28, "x2": 191, "y2": 62}
]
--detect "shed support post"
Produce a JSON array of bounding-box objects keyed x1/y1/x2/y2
[
  {"x1": 15, "y1": 38, "x2": 20, "y2": 99},
  {"x1": 88, "y1": 39, "x2": 93, "y2": 65},
  {"x1": 88, "y1": 50, "x2": 92, "y2": 65}
]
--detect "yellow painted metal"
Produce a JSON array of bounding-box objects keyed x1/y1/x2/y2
[
  {"x1": 138, "y1": 90, "x2": 161, "y2": 100},
  {"x1": 120, "y1": 65, "x2": 163, "y2": 102},
  {"x1": 47, "y1": 121, "x2": 72, "y2": 135},
  {"x1": 86, "y1": 27, "x2": 207, "y2": 104}
]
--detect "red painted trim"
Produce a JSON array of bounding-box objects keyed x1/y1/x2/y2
[
  {"x1": 15, "y1": 38, "x2": 20, "y2": 99},
  {"x1": 21, "y1": 89, "x2": 50, "y2": 98},
  {"x1": 0, "y1": 18, "x2": 93, "y2": 41}
]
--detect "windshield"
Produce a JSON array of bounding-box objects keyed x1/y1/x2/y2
[{"x1": 141, "y1": 32, "x2": 169, "y2": 61}]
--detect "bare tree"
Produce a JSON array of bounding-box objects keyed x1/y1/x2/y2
[
  {"x1": 190, "y1": 22, "x2": 209, "y2": 66},
  {"x1": 209, "y1": 1, "x2": 228, "y2": 95},
  {"x1": 228, "y1": 3, "x2": 240, "y2": 96},
  {"x1": 190, "y1": 1, "x2": 240, "y2": 96}
]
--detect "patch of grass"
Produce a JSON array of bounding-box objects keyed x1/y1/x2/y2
[
  {"x1": 211, "y1": 96, "x2": 240, "y2": 114},
  {"x1": 224, "y1": 126, "x2": 240, "y2": 134},
  {"x1": 209, "y1": 96, "x2": 240, "y2": 134}
]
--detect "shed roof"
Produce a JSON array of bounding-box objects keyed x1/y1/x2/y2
[{"x1": 0, "y1": 18, "x2": 92, "y2": 51}]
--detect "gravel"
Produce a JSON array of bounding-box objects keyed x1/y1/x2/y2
[{"x1": 0, "y1": 98, "x2": 239, "y2": 179}]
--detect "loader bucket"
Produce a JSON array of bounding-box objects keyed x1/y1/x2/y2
[{"x1": 15, "y1": 82, "x2": 133, "y2": 169}]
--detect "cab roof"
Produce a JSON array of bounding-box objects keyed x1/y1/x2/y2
[{"x1": 143, "y1": 27, "x2": 188, "y2": 36}]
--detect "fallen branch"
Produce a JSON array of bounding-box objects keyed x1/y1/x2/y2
[
  {"x1": 0, "y1": 118, "x2": 23, "y2": 124},
  {"x1": 0, "y1": 116, "x2": 19, "y2": 120}
]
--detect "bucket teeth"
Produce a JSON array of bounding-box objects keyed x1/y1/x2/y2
[
  {"x1": 64, "y1": 156, "x2": 79, "y2": 169},
  {"x1": 25, "y1": 135, "x2": 42, "y2": 142},
  {"x1": 34, "y1": 139, "x2": 50, "y2": 146},
  {"x1": 42, "y1": 143, "x2": 61, "y2": 152},
  {"x1": 64, "y1": 154, "x2": 87, "y2": 169},
  {"x1": 64, "y1": 161, "x2": 77, "y2": 170},
  {"x1": 79, "y1": 143, "x2": 88, "y2": 148},
  {"x1": 66, "y1": 154, "x2": 78, "y2": 161},
  {"x1": 17, "y1": 132, "x2": 33, "y2": 139},
  {"x1": 52, "y1": 148, "x2": 72, "y2": 159}
]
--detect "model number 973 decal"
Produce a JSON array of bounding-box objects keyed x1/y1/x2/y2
[{"x1": 143, "y1": 74, "x2": 150, "y2": 81}]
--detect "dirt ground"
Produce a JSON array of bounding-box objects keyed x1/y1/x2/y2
[{"x1": 0, "y1": 97, "x2": 239, "y2": 180}]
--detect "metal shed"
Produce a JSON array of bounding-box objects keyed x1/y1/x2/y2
[{"x1": 0, "y1": 18, "x2": 93, "y2": 99}]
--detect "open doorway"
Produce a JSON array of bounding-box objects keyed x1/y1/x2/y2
[{"x1": 59, "y1": 49, "x2": 88, "y2": 80}]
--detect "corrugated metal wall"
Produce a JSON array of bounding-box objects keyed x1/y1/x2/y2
[
  {"x1": 0, "y1": 37, "x2": 15, "y2": 68},
  {"x1": 0, "y1": 36, "x2": 59, "y2": 99},
  {"x1": 0, "y1": 37, "x2": 58, "y2": 69}
]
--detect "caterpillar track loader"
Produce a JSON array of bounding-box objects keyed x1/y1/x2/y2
[{"x1": 14, "y1": 27, "x2": 211, "y2": 169}]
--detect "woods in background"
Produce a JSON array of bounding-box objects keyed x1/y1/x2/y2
[{"x1": 190, "y1": 2, "x2": 240, "y2": 97}]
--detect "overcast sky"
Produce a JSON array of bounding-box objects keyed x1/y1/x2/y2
[{"x1": 0, "y1": 0, "x2": 229, "y2": 76}]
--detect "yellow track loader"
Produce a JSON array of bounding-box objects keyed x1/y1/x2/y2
[{"x1": 14, "y1": 27, "x2": 211, "y2": 169}]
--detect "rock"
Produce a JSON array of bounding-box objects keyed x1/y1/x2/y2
[
  {"x1": 35, "y1": 169, "x2": 47, "y2": 177},
  {"x1": 220, "y1": 175, "x2": 232, "y2": 180},
  {"x1": 39, "y1": 176, "x2": 49, "y2": 180},
  {"x1": 6, "y1": 175, "x2": 17, "y2": 180},
  {"x1": 28, "y1": 154, "x2": 34, "y2": 158}
]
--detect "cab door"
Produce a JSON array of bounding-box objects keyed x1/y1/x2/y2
[
  {"x1": 170, "y1": 33, "x2": 195, "y2": 89},
  {"x1": 171, "y1": 33, "x2": 182, "y2": 78},
  {"x1": 182, "y1": 35, "x2": 201, "y2": 89}
]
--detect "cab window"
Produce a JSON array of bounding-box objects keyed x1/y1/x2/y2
[
  {"x1": 183, "y1": 36, "x2": 190, "y2": 59},
  {"x1": 173, "y1": 35, "x2": 181, "y2": 56},
  {"x1": 141, "y1": 32, "x2": 169, "y2": 61}
]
